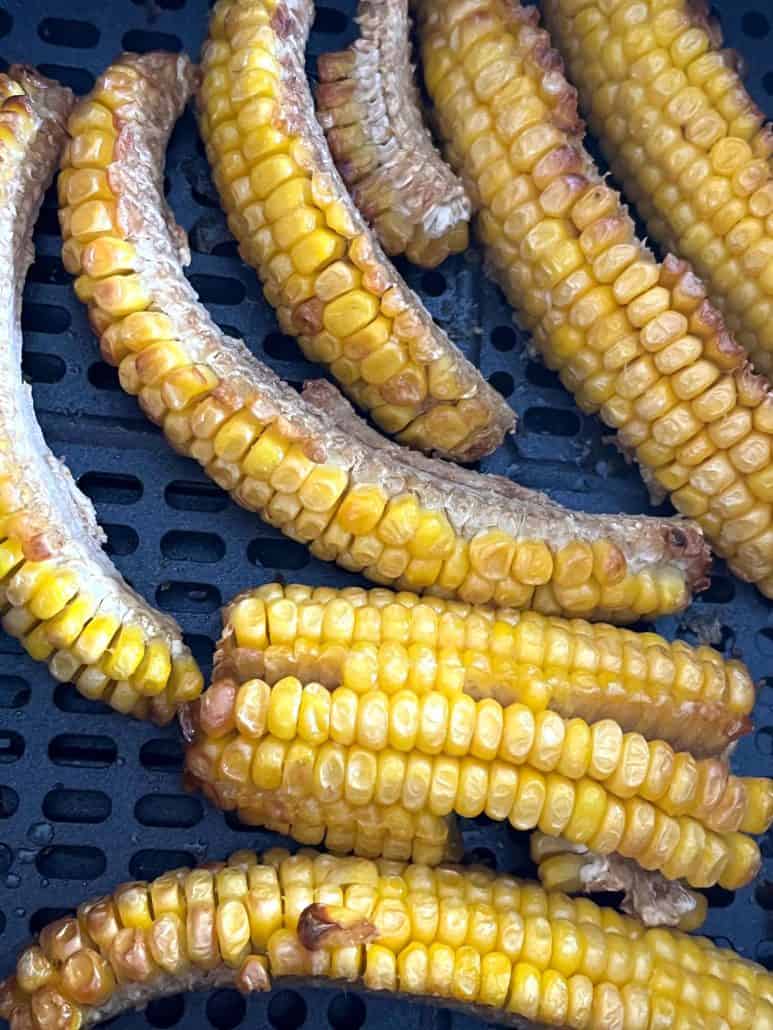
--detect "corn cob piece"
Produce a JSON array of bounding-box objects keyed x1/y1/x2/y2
[
  {"x1": 417, "y1": 0, "x2": 773, "y2": 598},
  {"x1": 315, "y1": 0, "x2": 472, "y2": 267},
  {"x1": 217, "y1": 583, "x2": 754, "y2": 756},
  {"x1": 184, "y1": 672, "x2": 768, "y2": 890},
  {"x1": 530, "y1": 832, "x2": 708, "y2": 931},
  {"x1": 3, "y1": 848, "x2": 773, "y2": 1030},
  {"x1": 59, "y1": 52, "x2": 709, "y2": 624},
  {"x1": 543, "y1": 0, "x2": 773, "y2": 381},
  {"x1": 200, "y1": 0, "x2": 508, "y2": 461},
  {"x1": 0, "y1": 66, "x2": 201, "y2": 724}
]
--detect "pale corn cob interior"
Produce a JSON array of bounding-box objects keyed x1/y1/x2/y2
[
  {"x1": 199, "y1": 0, "x2": 512, "y2": 462},
  {"x1": 184, "y1": 671, "x2": 771, "y2": 891},
  {"x1": 58, "y1": 52, "x2": 707, "y2": 625},
  {"x1": 417, "y1": 0, "x2": 773, "y2": 597},
  {"x1": 530, "y1": 831, "x2": 709, "y2": 932},
  {"x1": 543, "y1": 0, "x2": 773, "y2": 378},
  {"x1": 0, "y1": 69, "x2": 202, "y2": 725},
  {"x1": 2, "y1": 849, "x2": 772, "y2": 1030},
  {"x1": 219, "y1": 582, "x2": 756, "y2": 756},
  {"x1": 315, "y1": 0, "x2": 472, "y2": 268}
]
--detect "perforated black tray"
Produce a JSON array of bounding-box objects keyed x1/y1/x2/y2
[{"x1": 0, "y1": 0, "x2": 772, "y2": 1026}]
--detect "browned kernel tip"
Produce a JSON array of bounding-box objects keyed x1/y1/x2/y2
[
  {"x1": 38, "y1": 919, "x2": 85, "y2": 965},
  {"x1": 109, "y1": 927, "x2": 157, "y2": 983},
  {"x1": 196, "y1": 679, "x2": 238, "y2": 739},
  {"x1": 297, "y1": 903, "x2": 378, "y2": 951},
  {"x1": 235, "y1": 956, "x2": 271, "y2": 994},
  {"x1": 662, "y1": 523, "x2": 711, "y2": 591},
  {"x1": 30, "y1": 987, "x2": 80, "y2": 1030},
  {"x1": 61, "y1": 949, "x2": 115, "y2": 1006}
]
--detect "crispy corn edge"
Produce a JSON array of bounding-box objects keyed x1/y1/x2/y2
[
  {"x1": 2, "y1": 848, "x2": 773, "y2": 1029},
  {"x1": 184, "y1": 668, "x2": 771, "y2": 891},
  {"x1": 530, "y1": 832, "x2": 708, "y2": 932},
  {"x1": 199, "y1": 0, "x2": 512, "y2": 462},
  {"x1": 217, "y1": 582, "x2": 755, "y2": 756},
  {"x1": 0, "y1": 66, "x2": 201, "y2": 723},
  {"x1": 315, "y1": 0, "x2": 472, "y2": 268},
  {"x1": 416, "y1": 0, "x2": 773, "y2": 597},
  {"x1": 58, "y1": 52, "x2": 708, "y2": 624},
  {"x1": 543, "y1": 0, "x2": 773, "y2": 378}
]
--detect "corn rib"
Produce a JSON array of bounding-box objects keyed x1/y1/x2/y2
[
  {"x1": 2, "y1": 849, "x2": 772, "y2": 1030},
  {"x1": 184, "y1": 671, "x2": 769, "y2": 890},
  {"x1": 543, "y1": 0, "x2": 773, "y2": 380},
  {"x1": 417, "y1": 0, "x2": 773, "y2": 597},
  {"x1": 315, "y1": 0, "x2": 472, "y2": 267},
  {"x1": 0, "y1": 66, "x2": 201, "y2": 723},
  {"x1": 200, "y1": 0, "x2": 509, "y2": 461},
  {"x1": 59, "y1": 52, "x2": 708, "y2": 623},
  {"x1": 217, "y1": 582, "x2": 755, "y2": 756},
  {"x1": 530, "y1": 833, "x2": 708, "y2": 931}
]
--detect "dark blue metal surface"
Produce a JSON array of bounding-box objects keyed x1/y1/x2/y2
[{"x1": 0, "y1": 0, "x2": 771, "y2": 1025}]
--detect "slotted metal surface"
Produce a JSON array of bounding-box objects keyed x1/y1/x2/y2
[{"x1": 0, "y1": 0, "x2": 772, "y2": 1025}]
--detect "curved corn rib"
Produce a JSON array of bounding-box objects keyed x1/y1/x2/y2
[
  {"x1": 184, "y1": 671, "x2": 769, "y2": 891},
  {"x1": 316, "y1": 0, "x2": 472, "y2": 268},
  {"x1": 218, "y1": 582, "x2": 755, "y2": 756},
  {"x1": 59, "y1": 52, "x2": 708, "y2": 624},
  {"x1": 416, "y1": 0, "x2": 773, "y2": 597},
  {"x1": 200, "y1": 0, "x2": 511, "y2": 463},
  {"x1": 0, "y1": 66, "x2": 201, "y2": 723},
  {"x1": 543, "y1": 0, "x2": 773, "y2": 378},
  {"x1": 530, "y1": 832, "x2": 708, "y2": 932},
  {"x1": 2, "y1": 849, "x2": 772, "y2": 1030}
]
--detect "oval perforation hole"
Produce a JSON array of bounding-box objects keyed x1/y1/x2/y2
[
  {"x1": 206, "y1": 990, "x2": 246, "y2": 1030},
  {"x1": 190, "y1": 213, "x2": 236, "y2": 256},
  {"x1": 523, "y1": 407, "x2": 581, "y2": 437},
  {"x1": 29, "y1": 908, "x2": 75, "y2": 935},
  {"x1": 489, "y1": 371, "x2": 514, "y2": 398},
  {"x1": 224, "y1": 810, "x2": 260, "y2": 832},
  {"x1": 764, "y1": 71, "x2": 773, "y2": 96},
  {"x1": 103, "y1": 523, "x2": 139, "y2": 557},
  {"x1": 0, "y1": 9, "x2": 11, "y2": 38},
  {"x1": 188, "y1": 273, "x2": 246, "y2": 306},
  {"x1": 421, "y1": 269, "x2": 447, "y2": 296},
  {"x1": 248, "y1": 538, "x2": 310, "y2": 571},
  {"x1": 704, "y1": 885, "x2": 734, "y2": 909},
  {"x1": 54, "y1": 684, "x2": 113, "y2": 715},
  {"x1": 0, "y1": 675, "x2": 30, "y2": 708},
  {"x1": 696, "y1": 575, "x2": 735, "y2": 604},
  {"x1": 28, "y1": 254, "x2": 69, "y2": 285},
  {"x1": 146, "y1": 996, "x2": 185, "y2": 1028},
  {"x1": 263, "y1": 331, "x2": 303, "y2": 362},
  {"x1": 130, "y1": 0, "x2": 186, "y2": 7},
  {"x1": 741, "y1": 10, "x2": 770, "y2": 37},
  {"x1": 156, "y1": 581, "x2": 221, "y2": 613},
  {"x1": 122, "y1": 29, "x2": 183, "y2": 52},
  {"x1": 161, "y1": 530, "x2": 225, "y2": 563},
  {"x1": 525, "y1": 360, "x2": 561, "y2": 389},
  {"x1": 78, "y1": 471, "x2": 143, "y2": 505},
  {"x1": 0, "y1": 731, "x2": 24, "y2": 763},
  {"x1": 0, "y1": 785, "x2": 19, "y2": 818},
  {"x1": 22, "y1": 352, "x2": 66, "y2": 384},
  {"x1": 165, "y1": 479, "x2": 228, "y2": 512},
  {"x1": 42, "y1": 788, "x2": 111, "y2": 824},
  {"x1": 134, "y1": 794, "x2": 204, "y2": 828},
  {"x1": 48, "y1": 734, "x2": 117, "y2": 767},
  {"x1": 327, "y1": 994, "x2": 366, "y2": 1030},
  {"x1": 21, "y1": 302, "x2": 70, "y2": 334},
  {"x1": 268, "y1": 990, "x2": 307, "y2": 1030},
  {"x1": 36, "y1": 64, "x2": 95, "y2": 94},
  {"x1": 129, "y1": 850, "x2": 195, "y2": 881},
  {"x1": 184, "y1": 634, "x2": 216, "y2": 673},
  {"x1": 38, "y1": 18, "x2": 100, "y2": 48},
  {"x1": 491, "y1": 325, "x2": 518, "y2": 351},
  {"x1": 312, "y1": 5, "x2": 348, "y2": 33},
  {"x1": 36, "y1": 845, "x2": 106, "y2": 880},
  {"x1": 88, "y1": 361, "x2": 121, "y2": 390},
  {"x1": 140, "y1": 738, "x2": 184, "y2": 773}
]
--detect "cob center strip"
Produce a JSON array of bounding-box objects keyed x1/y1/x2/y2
[
  {"x1": 200, "y1": 0, "x2": 510, "y2": 461},
  {"x1": 0, "y1": 66, "x2": 201, "y2": 724},
  {"x1": 315, "y1": 0, "x2": 472, "y2": 267},
  {"x1": 2, "y1": 849, "x2": 772, "y2": 1029},
  {"x1": 216, "y1": 582, "x2": 756, "y2": 756},
  {"x1": 59, "y1": 50, "x2": 709, "y2": 623},
  {"x1": 543, "y1": 0, "x2": 773, "y2": 378},
  {"x1": 417, "y1": 0, "x2": 773, "y2": 597}
]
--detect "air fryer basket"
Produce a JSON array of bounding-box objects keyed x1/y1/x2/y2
[{"x1": 0, "y1": 0, "x2": 772, "y2": 1026}]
